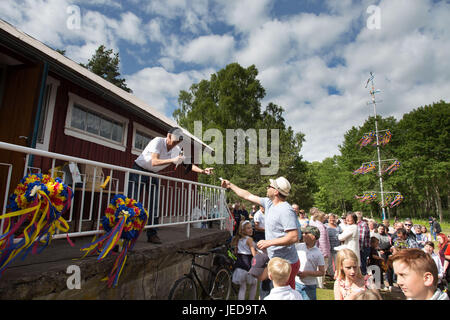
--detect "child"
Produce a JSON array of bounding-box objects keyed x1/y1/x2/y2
[
  {"x1": 264, "y1": 257, "x2": 302, "y2": 300},
  {"x1": 423, "y1": 241, "x2": 445, "y2": 282},
  {"x1": 295, "y1": 226, "x2": 325, "y2": 300},
  {"x1": 334, "y1": 248, "x2": 376, "y2": 300},
  {"x1": 390, "y1": 248, "x2": 449, "y2": 300},
  {"x1": 248, "y1": 252, "x2": 271, "y2": 299},
  {"x1": 367, "y1": 236, "x2": 386, "y2": 289},
  {"x1": 231, "y1": 220, "x2": 258, "y2": 300},
  {"x1": 352, "y1": 289, "x2": 383, "y2": 300}
]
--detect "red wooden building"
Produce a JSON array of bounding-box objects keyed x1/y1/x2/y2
[{"x1": 0, "y1": 19, "x2": 217, "y2": 231}]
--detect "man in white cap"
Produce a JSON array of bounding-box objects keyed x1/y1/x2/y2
[
  {"x1": 130, "y1": 127, "x2": 214, "y2": 244},
  {"x1": 221, "y1": 176, "x2": 300, "y2": 289}
]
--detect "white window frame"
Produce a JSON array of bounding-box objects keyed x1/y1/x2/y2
[
  {"x1": 131, "y1": 121, "x2": 164, "y2": 156},
  {"x1": 65, "y1": 92, "x2": 128, "y2": 152},
  {"x1": 36, "y1": 76, "x2": 60, "y2": 151}
]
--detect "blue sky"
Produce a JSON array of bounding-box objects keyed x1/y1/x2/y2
[{"x1": 1, "y1": 0, "x2": 449, "y2": 162}]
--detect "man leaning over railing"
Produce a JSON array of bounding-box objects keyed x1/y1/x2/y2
[{"x1": 129, "y1": 127, "x2": 214, "y2": 244}]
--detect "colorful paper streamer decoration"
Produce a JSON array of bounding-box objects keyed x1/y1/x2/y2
[
  {"x1": 0, "y1": 173, "x2": 73, "y2": 276},
  {"x1": 80, "y1": 194, "x2": 148, "y2": 288},
  {"x1": 358, "y1": 130, "x2": 393, "y2": 148},
  {"x1": 379, "y1": 194, "x2": 394, "y2": 208},
  {"x1": 353, "y1": 161, "x2": 376, "y2": 175},
  {"x1": 379, "y1": 130, "x2": 392, "y2": 146},
  {"x1": 389, "y1": 193, "x2": 404, "y2": 208},
  {"x1": 357, "y1": 131, "x2": 376, "y2": 149},
  {"x1": 383, "y1": 160, "x2": 401, "y2": 175},
  {"x1": 355, "y1": 192, "x2": 377, "y2": 203}
]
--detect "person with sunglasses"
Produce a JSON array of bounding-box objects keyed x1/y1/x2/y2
[
  {"x1": 221, "y1": 176, "x2": 300, "y2": 290},
  {"x1": 403, "y1": 218, "x2": 417, "y2": 242}
]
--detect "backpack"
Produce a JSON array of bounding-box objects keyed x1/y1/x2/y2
[{"x1": 434, "y1": 221, "x2": 442, "y2": 234}]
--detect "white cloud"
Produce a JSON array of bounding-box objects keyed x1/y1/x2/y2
[
  {"x1": 0, "y1": 0, "x2": 146, "y2": 65},
  {"x1": 182, "y1": 34, "x2": 235, "y2": 66},
  {"x1": 145, "y1": 18, "x2": 164, "y2": 43},
  {"x1": 215, "y1": 0, "x2": 273, "y2": 34},
  {"x1": 125, "y1": 67, "x2": 215, "y2": 115},
  {"x1": 158, "y1": 57, "x2": 175, "y2": 71},
  {"x1": 1, "y1": 0, "x2": 449, "y2": 163},
  {"x1": 0, "y1": 0, "x2": 73, "y2": 48},
  {"x1": 113, "y1": 12, "x2": 146, "y2": 45},
  {"x1": 76, "y1": 0, "x2": 123, "y2": 9},
  {"x1": 142, "y1": 0, "x2": 211, "y2": 34},
  {"x1": 250, "y1": 0, "x2": 450, "y2": 162}
]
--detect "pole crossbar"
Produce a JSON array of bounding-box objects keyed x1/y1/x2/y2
[
  {"x1": 363, "y1": 129, "x2": 390, "y2": 135},
  {"x1": 361, "y1": 159, "x2": 398, "y2": 166}
]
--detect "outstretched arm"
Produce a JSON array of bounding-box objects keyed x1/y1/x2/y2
[
  {"x1": 220, "y1": 179, "x2": 262, "y2": 206},
  {"x1": 191, "y1": 165, "x2": 214, "y2": 175}
]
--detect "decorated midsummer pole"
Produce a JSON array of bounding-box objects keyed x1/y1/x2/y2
[
  {"x1": 353, "y1": 74, "x2": 403, "y2": 219},
  {"x1": 365, "y1": 72, "x2": 386, "y2": 220}
]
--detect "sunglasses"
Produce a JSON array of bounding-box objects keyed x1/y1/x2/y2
[
  {"x1": 267, "y1": 185, "x2": 275, "y2": 190},
  {"x1": 405, "y1": 224, "x2": 412, "y2": 226}
]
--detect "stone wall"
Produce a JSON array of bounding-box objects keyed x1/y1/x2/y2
[{"x1": 0, "y1": 228, "x2": 230, "y2": 300}]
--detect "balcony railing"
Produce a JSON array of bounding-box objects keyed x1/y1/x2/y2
[{"x1": 0, "y1": 141, "x2": 232, "y2": 240}]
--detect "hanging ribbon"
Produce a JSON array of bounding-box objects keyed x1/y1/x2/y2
[
  {"x1": 389, "y1": 193, "x2": 404, "y2": 208},
  {"x1": 355, "y1": 192, "x2": 377, "y2": 203},
  {"x1": 353, "y1": 161, "x2": 376, "y2": 175},
  {"x1": 383, "y1": 160, "x2": 401, "y2": 175},
  {"x1": 357, "y1": 131, "x2": 376, "y2": 149},
  {"x1": 80, "y1": 194, "x2": 148, "y2": 288},
  {"x1": 0, "y1": 174, "x2": 73, "y2": 276}
]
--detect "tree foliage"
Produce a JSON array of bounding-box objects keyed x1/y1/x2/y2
[
  {"x1": 174, "y1": 62, "x2": 448, "y2": 221},
  {"x1": 81, "y1": 45, "x2": 132, "y2": 93},
  {"x1": 310, "y1": 101, "x2": 449, "y2": 221},
  {"x1": 173, "y1": 63, "x2": 314, "y2": 209}
]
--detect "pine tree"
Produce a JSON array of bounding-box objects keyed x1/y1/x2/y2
[{"x1": 81, "y1": 45, "x2": 132, "y2": 93}]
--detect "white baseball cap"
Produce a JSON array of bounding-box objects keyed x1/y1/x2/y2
[
  {"x1": 168, "y1": 127, "x2": 183, "y2": 141},
  {"x1": 269, "y1": 177, "x2": 291, "y2": 197}
]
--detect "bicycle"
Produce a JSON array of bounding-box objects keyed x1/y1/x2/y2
[{"x1": 168, "y1": 248, "x2": 232, "y2": 300}]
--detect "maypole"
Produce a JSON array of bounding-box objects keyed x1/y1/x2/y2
[
  {"x1": 366, "y1": 72, "x2": 386, "y2": 219},
  {"x1": 354, "y1": 72, "x2": 403, "y2": 220}
]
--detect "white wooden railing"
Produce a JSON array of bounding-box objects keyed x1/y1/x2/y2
[{"x1": 0, "y1": 141, "x2": 231, "y2": 240}]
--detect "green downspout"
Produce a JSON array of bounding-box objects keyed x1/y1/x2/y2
[{"x1": 29, "y1": 61, "x2": 49, "y2": 167}]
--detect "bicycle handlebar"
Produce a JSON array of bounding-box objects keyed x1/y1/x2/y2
[
  {"x1": 177, "y1": 246, "x2": 228, "y2": 257},
  {"x1": 177, "y1": 250, "x2": 211, "y2": 256}
]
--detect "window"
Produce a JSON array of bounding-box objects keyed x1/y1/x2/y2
[
  {"x1": 131, "y1": 122, "x2": 163, "y2": 155},
  {"x1": 71, "y1": 104, "x2": 124, "y2": 143},
  {"x1": 134, "y1": 130, "x2": 153, "y2": 150},
  {"x1": 65, "y1": 93, "x2": 128, "y2": 151}
]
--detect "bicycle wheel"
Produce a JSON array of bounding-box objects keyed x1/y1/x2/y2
[
  {"x1": 209, "y1": 268, "x2": 232, "y2": 300},
  {"x1": 168, "y1": 276, "x2": 197, "y2": 300}
]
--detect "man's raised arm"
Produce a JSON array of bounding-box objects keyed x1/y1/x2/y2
[{"x1": 220, "y1": 179, "x2": 262, "y2": 206}]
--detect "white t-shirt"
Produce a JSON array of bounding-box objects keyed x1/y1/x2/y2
[
  {"x1": 253, "y1": 210, "x2": 265, "y2": 230},
  {"x1": 294, "y1": 242, "x2": 325, "y2": 286},
  {"x1": 264, "y1": 285, "x2": 303, "y2": 300},
  {"x1": 135, "y1": 137, "x2": 181, "y2": 172}
]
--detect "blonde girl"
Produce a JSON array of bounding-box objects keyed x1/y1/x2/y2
[
  {"x1": 334, "y1": 248, "x2": 374, "y2": 300},
  {"x1": 231, "y1": 220, "x2": 258, "y2": 300}
]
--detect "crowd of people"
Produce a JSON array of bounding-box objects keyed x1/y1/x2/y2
[{"x1": 222, "y1": 175, "x2": 450, "y2": 301}]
